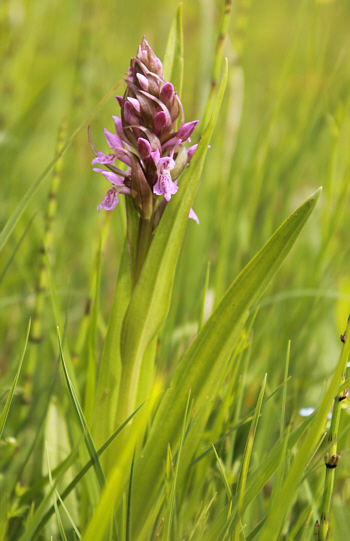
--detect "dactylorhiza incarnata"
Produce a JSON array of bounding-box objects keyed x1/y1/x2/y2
[{"x1": 89, "y1": 37, "x2": 200, "y2": 225}]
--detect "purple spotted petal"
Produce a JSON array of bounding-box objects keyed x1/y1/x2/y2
[
  {"x1": 153, "y1": 174, "x2": 178, "y2": 201},
  {"x1": 93, "y1": 168, "x2": 125, "y2": 186},
  {"x1": 189, "y1": 208, "x2": 199, "y2": 224},
  {"x1": 116, "y1": 96, "x2": 123, "y2": 108},
  {"x1": 97, "y1": 188, "x2": 119, "y2": 212}
]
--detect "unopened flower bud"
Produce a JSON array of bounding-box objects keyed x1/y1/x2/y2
[
  {"x1": 124, "y1": 100, "x2": 140, "y2": 126},
  {"x1": 154, "y1": 111, "x2": 168, "y2": 132},
  {"x1": 160, "y1": 82, "x2": 174, "y2": 105},
  {"x1": 176, "y1": 120, "x2": 199, "y2": 141},
  {"x1": 127, "y1": 97, "x2": 141, "y2": 114},
  {"x1": 136, "y1": 73, "x2": 149, "y2": 91},
  {"x1": 137, "y1": 137, "x2": 152, "y2": 159}
]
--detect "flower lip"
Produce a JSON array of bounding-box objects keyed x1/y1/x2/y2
[{"x1": 97, "y1": 187, "x2": 119, "y2": 213}]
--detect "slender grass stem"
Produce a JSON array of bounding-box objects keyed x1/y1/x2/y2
[{"x1": 319, "y1": 317, "x2": 350, "y2": 540}]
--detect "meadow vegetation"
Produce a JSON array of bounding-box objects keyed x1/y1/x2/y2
[{"x1": 1, "y1": 0, "x2": 350, "y2": 539}]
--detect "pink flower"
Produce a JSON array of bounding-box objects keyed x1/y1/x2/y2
[
  {"x1": 89, "y1": 38, "x2": 201, "y2": 223},
  {"x1": 151, "y1": 149, "x2": 178, "y2": 202},
  {"x1": 97, "y1": 188, "x2": 119, "y2": 212}
]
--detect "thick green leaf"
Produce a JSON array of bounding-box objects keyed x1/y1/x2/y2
[
  {"x1": 162, "y1": 4, "x2": 183, "y2": 96},
  {"x1": 131, "y1": 187, "x2": 322, "y2": 537},
  {"x1": 93, "y1": 241, "x2": 130, "y2": 473},
  {"x1": 116, "y1": 59, "x2": 228, "y2": 428},
  {"x1": 0, "y1": 320, "x2": 31, "y2": 438},
  {"x1": 82, "y1": 389, "x2": 158, "y2": 541}
]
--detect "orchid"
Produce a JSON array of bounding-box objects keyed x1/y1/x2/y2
[{"x1": 89, "y1": 38, "x2": 199, "y2": 224}]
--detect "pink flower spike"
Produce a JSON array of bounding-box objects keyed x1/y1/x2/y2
[
  {"x1": 91, "y1": 152, "x2": 116, "y2": 165},
  {"x1": 175, "y1": 120, "x2": 198, "y2": 142},
  {"x1": 93, "y1": 168, "x2": 125, "y2": 186},
  {"x1": 104, "y1": 128, "x2": 123, "y2": 150},
  {"x1": 137, "y1": 137, "x2": 152, "y2": 159},
  {"x1": 189, "y1": 208, "x2": 199, "y2": 224},
  {"x1": 97, "y1": 188, "x2": 119, "y2": 212}
]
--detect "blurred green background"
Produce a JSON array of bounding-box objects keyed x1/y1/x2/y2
[{"x1": 1, "y1": 0, "x2": 350, "y2": 535}]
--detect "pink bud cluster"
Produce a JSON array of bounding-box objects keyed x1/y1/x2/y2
[{"x1": 90, "y1": 37, "x2": 199, "y2": 224}]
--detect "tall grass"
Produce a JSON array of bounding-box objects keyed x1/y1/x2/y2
[{"x1": 1, "y1": 0, "x2": 350, "y2": 540}]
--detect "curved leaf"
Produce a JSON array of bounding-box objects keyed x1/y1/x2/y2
[{"x1": 131, "y1": 187, "x2": 322, "y2": 537}]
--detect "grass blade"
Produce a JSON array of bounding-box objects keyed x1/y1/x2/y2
[
  {"x1": 0, "y1": 319, "x2": 31, "y2": 438},
  {"x1": 162, "y1": 4, "x2": 183, "y2": 97},
  {"x1": 131, "y1": 188, "x2": 321, "y2": 537},
  {"x1": 56, "y1": 328, "x2": 105, "y2": 490}
]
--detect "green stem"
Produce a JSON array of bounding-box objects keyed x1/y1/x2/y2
[
  {"x1": 319, "y1": 317, "x2": 350, "y2": 540},
  {"x1": 133, "y1": 217, "x2": 153, "y2": 289}
]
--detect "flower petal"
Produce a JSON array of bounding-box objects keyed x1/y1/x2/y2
[
  {"x1": 153, "y1": 174, "x2": 178, "y2": 201},
  {"x1": 93, "y1": 168, "x2": 125, "y2": 186},
  {"x1": 104, "y1": 128, "x2": 123, "y2": 150},
  {"x1": 176, "y1": 120, "x2": 198, "y2": 141},
  {"x1": 189, "y1": 208, "x2": 199, "y2": 224},
  {"x1": 97, "y1": 188, "x2": 119, "y2": 212},
  {"x1": 151, "y1": 148, "x2": 160, "y2": 166}
]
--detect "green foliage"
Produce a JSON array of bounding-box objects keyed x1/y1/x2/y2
[{"x1": 1, "y1": 1, "x2": 350, "y2": 540}]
